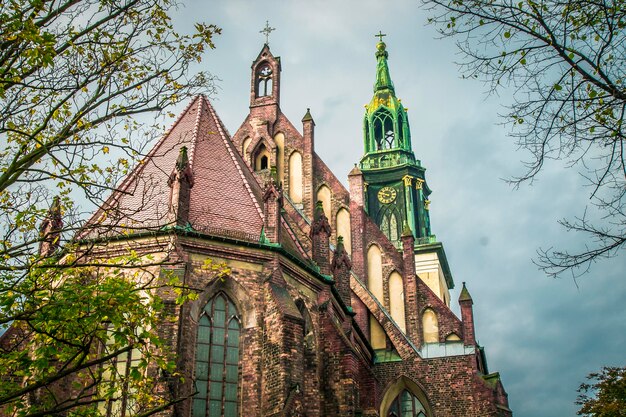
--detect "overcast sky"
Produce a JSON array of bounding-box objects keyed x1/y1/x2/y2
[{"x1": 172, "y1": 1, "x2": 626, "y2": 416}]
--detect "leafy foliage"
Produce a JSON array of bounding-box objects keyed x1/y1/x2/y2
[
  {"x1": 425, "y1": 0, "x2": 626, "y2": 277},
  {"x1": 0, "y1": 0, "x2": 223, "y2": 415},
  {"x1": 577, "y1": 366, "x2": 626, "y2": 416}
]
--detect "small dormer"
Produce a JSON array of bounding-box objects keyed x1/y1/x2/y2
[{"x1": 250, "y1": 44, "x2": 281, "y2": 109}]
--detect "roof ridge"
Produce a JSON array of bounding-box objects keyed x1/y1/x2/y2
[
  {"x1": 202, "y1": 97, "x2": 264, "y2": 221},
  {"x1": 281, "y1": 217, "x2": 309, "y2": 259},
  {"x1": 188, "y1": 94, "x2": 205, "y2": 168}
]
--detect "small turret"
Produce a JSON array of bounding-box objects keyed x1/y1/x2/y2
[
  {"x1": 168, "y1": 146, "x2": 194, "y2": 227},
  {"x1": 262, "y1": 177, "x2": 283, "y2": 244},
  {"x1": 331, "y1": 236, "x2": 352, "y2": 308},
  {"x1": 310, "y1": 201, "x2": 331, "y2": 275},
  {"x1": 302, "y1": 108, "x2": 315, "y2": 220},
  {"x1": 39, "y1": 196, "x2": 63, "y2": 257},
  {"x1": 459, "y1": 282, "x2": 476, "y2": 346},
  {"x1": 401, "y1": 224, "x2": 415, "y2": 278}
]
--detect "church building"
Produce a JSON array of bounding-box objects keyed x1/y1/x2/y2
[{"x1": 81, "y1": 38, "x2": 512, "y2": 416}]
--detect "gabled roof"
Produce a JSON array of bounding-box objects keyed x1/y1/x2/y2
[{"x1": 81, "y1": 96, "x2": 265, "y2": 242}]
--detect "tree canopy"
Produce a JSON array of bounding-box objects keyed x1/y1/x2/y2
[
  {"x1": 0, "y1": 0, "x2": 222, "y2": 415},
  {"x1": 577, "y1": 366, "x2": 626, "y2": 416},
  {"x1": 425, "y1": 0, "x2": 626, "y2": 277}
]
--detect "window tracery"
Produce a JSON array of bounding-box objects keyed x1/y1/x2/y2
[
  {"x1": 387, "y1": 390, "x2": 428, "y2": 417},
  {"x1": 373, "y1": 109, "x2": 395, "y2": 150},
  {"x1": 256, "y1": 64, "x2": 273, "y2": 97},
  {"x1": 193, "y1": 293, "x2": 241, "y2": 417},
  {"x1": 380, "y1": 207, "x2": 400, "y2": 242}
]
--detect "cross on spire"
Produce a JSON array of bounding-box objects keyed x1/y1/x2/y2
[
  {"x1": 375, "y1": 31, "x2": 387, "y2": 42},
  {"x1": 260, "y1": 21, "x2": 276, "y2": 45}
]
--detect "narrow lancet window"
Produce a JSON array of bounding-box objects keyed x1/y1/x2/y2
[
  {"x1": 380, "y1": 209, "x2": 400, "y2": 243},
  {"x1": 397, "y1": 112, "x2": 404, "y2": 147},
  {"x1": 193, "y1": 293, "x2": 241, "y2": 417}
]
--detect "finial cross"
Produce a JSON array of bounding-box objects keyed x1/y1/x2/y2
[
  {"x1": 260, "y1": 21, "x2": 276, "y2": 44},
  {"x1": 375, "y1": 31, "x2": 387, "y2": 42}
]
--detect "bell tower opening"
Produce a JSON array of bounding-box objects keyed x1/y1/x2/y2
[
  {"x1": 373, "y1": 109, "x2": 395, "y2": 150},
  {"x1": 256, "y1": 64, "x2": 273, "y2": 98},
  {"x1": 249, "y1": 44, "x2": 281, "y2": 109}
]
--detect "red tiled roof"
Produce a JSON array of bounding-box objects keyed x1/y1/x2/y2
[{"x1": 81, "y1": 96, "x2": 265, "y2": 241}]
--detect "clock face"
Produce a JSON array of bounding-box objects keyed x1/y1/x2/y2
[{"x1": 377, "y1": 186, "x2": 397, "y2": 204}]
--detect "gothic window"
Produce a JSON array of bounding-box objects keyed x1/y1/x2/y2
[
  {"x1": 397, "y1": 112, "x2": 404, "y2": 147},
  {"x1": 193, "y1": 293, "x2": 241, "y2": 417},
  {"x1": 242, "y1": 137, "x2": 251, "y2": 162},
  {"x1": 373, "y1": 109, "x2": 395, "y2": 150},
  {"x1": 422, "y1": 308, "x2": 439, "y2": 343},
  {"x1": 380, "y1": 209, "x2": 399, "y2": 242},
  {"x1": 288, "y1": 151, "x2": 303, "y2": 203},
  {"x1": 364, "y1": 117, "x2": 370, "y2": 149},
  {"x1": 260, "y1": 155, "x2": 269, "y2": 170},
  {"x1": 335, "y1": 208, "x2": 351, "y2": 254},
  {"x1": 367, "y1": 245, "x2": 383, "y2": 302},
  {"x1": 316, "y1": 185, "x2": 332, "y2": 219},
  {"x1": 99, "y1": 328, "x2": 142, "y2": 417},
  {"x1": 387, "y1": 390, "x2": 428, "y2": 417},
  {"x1": 256, "y1": 64, "x2": 273, "y2": 97},
  {"x1": 389, "y1": 272, "x2": 406, "y2": 333},
  {"x1": 254, "y1": 144, "x2": 270, "y2": 171}
]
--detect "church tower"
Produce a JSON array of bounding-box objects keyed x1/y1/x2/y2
[{"x1": 360, "y1": 37, "x2": 454, "y2": 305}]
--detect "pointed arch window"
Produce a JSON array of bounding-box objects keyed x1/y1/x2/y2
[
  {"x1": 193, "y1": 293, "x2": 241, "y2": 417},
  {"x1": 397, "y1": 112, "x2": 404, "y2": 147},
  {"x1": 99, "y1": 327, "x2": 142, "y2": 417},
  {"x1": 373, "y1": 109, "x2": 395, "y2": 150},
  {"x1": 380, "y1": 208, "x2": 400, "y2": 242},
  {"x1": 387, "y1": 390, "x2": 428, "y2": 417},
  {"x1": 256, "y1": 64, "x2": 273, "y2": 97},
  {"x1": 254, "y1": 144, "x2": 271, "y2": 172}
]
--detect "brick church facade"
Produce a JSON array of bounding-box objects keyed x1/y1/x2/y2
[{"x1": 83, "y1": 40, "x2": 512, "y2": 416}]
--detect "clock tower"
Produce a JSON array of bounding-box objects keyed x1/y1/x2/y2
[{"x1": 359, "y1": 37, "x2": 454, "y2": 304}]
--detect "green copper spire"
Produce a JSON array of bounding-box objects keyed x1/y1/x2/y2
[
  {"x1": 374, "y1": 41, "x2": 394, "y2": 92},
  {"x1": 361, "y1": 40, "x2": 415, "y2": 164},
  {"x1": 358, "y1": 37, "x2": 434, "y2": 245}
]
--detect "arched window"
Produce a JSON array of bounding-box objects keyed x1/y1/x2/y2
[
  {"x1": 422, "y1": 308, "x2": 439, "y2": 344},
  {"x1": 316, "y1": 185, "x2": 332, "y2": 219},
  {"x1": 274, "y1": 133, "x2": 285, "y2": 184},
  {"x1": 242, "y1": 137, "x2": 251, "y2": 162},
  {"x1": 99, "y1": 327, "x2": 142, "y2": 417},
  {"x1": 256, "y1": 64, "x2": 273, "y2": 97},
  {"x1": 254, "y1": 144, "x2": 270, "y2": 172},
  {"x1": 288, "y1": 151, "x2": 303, "y2": 203},
  {"x1": 364, "y1": 117, "x2": 370, "y2": 149},
  {"x1": 335, "y1": 208, "x2": 351, "y2": 254},
  {"x1": 397, "y1": 112, "x2": 404, "y2": 147},
  {"x1": 193, "y1": 293, "x2": 241, "y2": 417},
  {"x1": 387, "y1": 390, "x2": 428, "y2": 417},
  {"x1": 373, "y1": 109, "x2": 395, "y2": 150},
  {"x1": 367, "y1": 245, "x2": 383, "y2": 302},
  {"x1": 389, "y1": 272, "x2": 406, "y2": 333},
  {"x1": 446, "y1": 333, "x2": 461, "y2": 342},
  {"x1": 379, "y1": 207, "x2": 400, "y2": 243}
]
